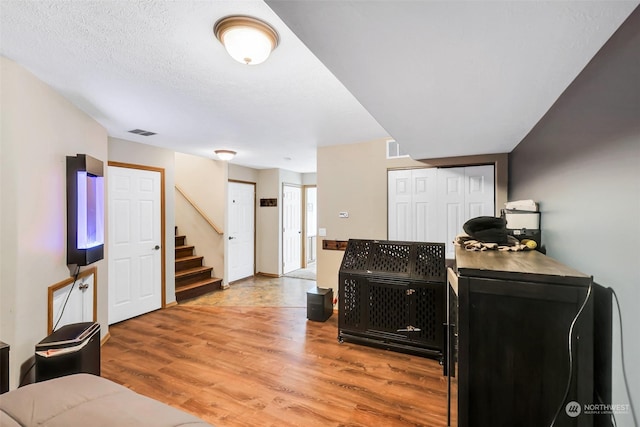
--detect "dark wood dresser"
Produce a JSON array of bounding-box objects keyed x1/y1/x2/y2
[{"x1": 448, "y1": 247, "x2": 611, "y2": 427}]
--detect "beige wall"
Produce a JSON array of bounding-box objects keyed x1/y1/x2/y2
[
  {"x1": 174, "y1": 153, "x2": 226, "y2": 284},
  {"x1": 316, "y1": 138, "x2": 508, "y2": 293},
  {"x1": 316, "y1": 139, "x2": 389, "y2": 289},
  {"x1": 229, "y1": 164, "x2": 259, "y2": 183},
  {"x1": 0, "y1": 57, "x2": 109, "y2": 389},
  {"x1": 302, "y1": 173, "x2": 317, "y2": 186},
  {"x1": 256, "y1": 169, "x2": 280, "y2": 275},
  {"x1": 108, "y1": 137, "x2": 177, "y2": 304}
]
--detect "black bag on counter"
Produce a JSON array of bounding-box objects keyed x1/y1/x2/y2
[{"x1": 463, "y1": 216, "x2": 508, "y2": 245}]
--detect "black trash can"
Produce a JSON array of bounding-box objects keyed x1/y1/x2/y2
[{"x1": 35, "y1": 322, "x2": 100, "y2": 382}]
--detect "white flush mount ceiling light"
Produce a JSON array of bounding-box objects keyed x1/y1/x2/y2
[
  {"x1": 215, "y1": 150, "x2": 236, "y2": 161},
  {"x1": 214, "y1": 15, "x2": 279, "y2": 65}
]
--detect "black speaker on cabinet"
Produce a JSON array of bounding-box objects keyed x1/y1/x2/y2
[{"x1": 307, "y1": 287, "x2": 333, "y2": 322}]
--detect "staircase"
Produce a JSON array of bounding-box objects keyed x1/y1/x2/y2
[{"x1": 175, "y1": 231, "x2": 222, "y2": 302}]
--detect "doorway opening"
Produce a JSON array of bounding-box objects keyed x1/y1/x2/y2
[{"x1": 284, "y1": 185, "x2": 317, "y2": 281}]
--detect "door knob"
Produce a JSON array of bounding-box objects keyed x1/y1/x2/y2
[
  {"x1": 229, "y1": 236, "x2": 236, "y2": 240},
  {"x1": 153, "y1": 245, "x2": 160, "y2": 250}
]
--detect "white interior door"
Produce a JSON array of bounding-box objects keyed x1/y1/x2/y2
[
  {"x1": 437, "y1": 168, "x2": 466, "y2": 259},
  {"x1": 438, "y1": 166, "x2": 495, "y2": 258},
  {"x1": 412, "y1": 169, "x2": 439, "y2": 242},
  {"x1": 108, "y1": 166, "x2": 162, "y2": 324},
  {"x1": 282, "y1": 184, "x2": 302, "y2": 274},
  {"x1": 228, "y1": 181, "x2": 255, "y2": 282},
  {"x1": 465, "y1": 165, "x2": 495, "y2": 219},
  {"x1": 388, "y1": 169, "x2": 413, "y2": 241},
  {"x1": 388, "y1": 165, "x2": 495, "y2": 258},
  {"x1": 389, "y1": 168, "x2": 438, "y2": 242}
]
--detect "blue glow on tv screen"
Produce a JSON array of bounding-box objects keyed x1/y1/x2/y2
[{"x1": 76, "y1": 171, "x2": 104, "y2": 249}]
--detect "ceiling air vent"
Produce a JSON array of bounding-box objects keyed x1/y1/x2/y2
[{"x1": 128, "y1": 129, "x2": 156, "y2": 137}]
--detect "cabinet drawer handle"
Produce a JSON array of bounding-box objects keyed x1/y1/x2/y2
[{"x1": 397, "y1": 325, "x2": 421, "y2": 332}]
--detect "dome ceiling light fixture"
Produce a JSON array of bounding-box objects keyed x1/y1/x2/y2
[
  {"x1": 214, "y1": 15, "x2": 279, "y2": 65},
  {"x1": 214, "y1": 149, "x2": 236, "y2": 161}
]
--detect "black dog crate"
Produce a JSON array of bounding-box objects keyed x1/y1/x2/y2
[{"x1": 338, "y1": 239, "x2": 446, "y2": 360}]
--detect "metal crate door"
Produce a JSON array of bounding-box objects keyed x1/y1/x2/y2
[
  {"x1": 338, "y1": 273, "x2": 365, "y2": 332},
  {"x1": 412, "y1": 283, "x2": 444, "y2": 350},
  {"x1": 366, "y1": 279, "x2": 412, "y2": 339}
]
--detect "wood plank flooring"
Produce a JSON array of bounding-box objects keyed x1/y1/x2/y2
[{"x1": 101, "y1": 305, "x2": 448, "y2": 427}]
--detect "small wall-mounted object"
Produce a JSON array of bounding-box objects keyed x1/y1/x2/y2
[
  {"x1": 338, "y1": 212, "x2": 349, "y2": 218},
  {"x1": 67, "y1": 154, "x2": 104, "y2": 266},
  {"x1": 322, "y1": 240, "x2": 349, "y2": 251},
  {"x1": 260, "y1": 198, "x2": 277, "y2": 207}
]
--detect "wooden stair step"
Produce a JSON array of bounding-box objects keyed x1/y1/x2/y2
[
  {"x1": 175, "y1": 255, "x2": 204, "y2": 271},
  {"x1": 176, "y1": 277, "x2": 222, "y2": 302},
  {"x1": 173, "y1": 229, "x2": 220, "y2": 301},
  {"x1": 175, "y1": 265, "x2": 212, "y2": 279},
  {"x1": 175, "y1": 266, "x2": 214, "y2": 288},
  {"x1": 175, "y1": 244, "x2": 194, "y2": 258},
  {"x1": 176, "y1": 277, "x2": 222, "y2": 291},
  {"x1": 176, "y1": 255, "x2": 202, "y2": 262}
]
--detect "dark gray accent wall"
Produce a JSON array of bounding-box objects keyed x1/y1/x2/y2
[{"x1": 509, "y1": 6, "x2": 639, "y2": 422}]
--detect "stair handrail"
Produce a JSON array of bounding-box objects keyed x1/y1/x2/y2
[{"x1": 175, "y1": 185, "x2": 224, "y2": 235}]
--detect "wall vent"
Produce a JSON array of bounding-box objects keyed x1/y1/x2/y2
[
  {"x1": 386, "y1": 139, "x2": 409, "y2": 159},
  {"x1": 128, "y1": 129, "x2": 157, "y2": 136}
]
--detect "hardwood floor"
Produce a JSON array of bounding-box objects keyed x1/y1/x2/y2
[{"x1": 101, "y1": 305, "x2": 448, "y2": 426}]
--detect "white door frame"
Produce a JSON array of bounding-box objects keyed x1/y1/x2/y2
[
  {"x1": 282, "y1": 183, "x2": 303, "y2": 274},
  {"x1": 107, "y1": 161, "x2": 166, "y2": 314},
  {"x1": 303, "y1": 185, "x2": 317, "y2": 268}
]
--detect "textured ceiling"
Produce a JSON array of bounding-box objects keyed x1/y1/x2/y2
[
  {"x1": 0, "y1": 0, "x2": 387, "y2": 173},
  {"x1": 267, "y1": 0, "x2": 639, "y2": 160},
  {"x1": 1, "y1": 1, "x2": 637, "y2": 172}
]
